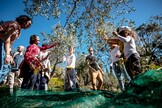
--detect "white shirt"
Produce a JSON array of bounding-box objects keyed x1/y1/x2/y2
[
  {"x1": 117, "y1": 35, "x2": 139, "y2": 59},
  {"x1": 110, "y1": 45, "x2": 121, "y2": 63},
  {"x1": 39, "y1": 50, "x2": 52, "y2": 72},
  {"x1": 63, "y1": 54, "x2": 76, "y2": 68}
]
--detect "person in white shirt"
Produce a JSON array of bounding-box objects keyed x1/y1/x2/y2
[
  {"x1": 63, "y1": 46, "x2": 76, "y2": 91},
  {"x1": 39, "y1": 43, "x2": 52, "y2": 90},
  {"x1": 112, "y1": 26, "x2": 142, "y2": 79},
  {"x1": 109, "y1": 44, "x2": 131, "y2": 91}
]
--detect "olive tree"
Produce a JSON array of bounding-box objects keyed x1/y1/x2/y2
[
  {"x1": 136, "y1": 15, "x2": 162, "y2": 70},
  {"x1": 23, "y1": 0, "x2": 136, "y2": 73}
]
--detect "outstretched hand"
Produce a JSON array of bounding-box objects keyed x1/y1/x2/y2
[
  {"x1": 112, "y1": 31, "x2": 118, "y2": 36},
  {"x1": 56, "y1": 41, "x2": 61, "y2": 46},
  {"x1": 103, "y1": 34, "x2": 109, "y2": 40}
]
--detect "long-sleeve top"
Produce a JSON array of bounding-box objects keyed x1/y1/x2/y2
[
  {"x1": 24, "y1": 43, "x2": 57, "y2": 67},
  {"x1": 116, "y1": 35, "x2": 139, "y2": 59}
]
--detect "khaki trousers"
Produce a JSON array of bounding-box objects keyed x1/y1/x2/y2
[{"x1": 89, "y1": 69, "x2": 103, "y2": 90}]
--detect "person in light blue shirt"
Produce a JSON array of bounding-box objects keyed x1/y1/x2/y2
[{"x1": 7, "y1": 46, "x2": 24, "y2": 94}]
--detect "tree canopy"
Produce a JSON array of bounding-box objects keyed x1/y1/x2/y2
[
  {"x1": 23, "y1": 0, "x2": 136, "y2": 70},
  {"x1": 136, "y1": 15, "x2": 162, "y2": 66}
]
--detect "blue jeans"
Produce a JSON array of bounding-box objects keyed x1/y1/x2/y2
[
  {"x1": 40, "y1": 75, "x2": 48, "y2": 90},
  {"x1": 0, "y1": 39, "x2": 11, "y2": 83},
  {"x1": 28, "y1": 72, "x2": 41, "y2": 90},
  {"x1": 113, "y1": 60, "x2": 131, "y2": 91}
]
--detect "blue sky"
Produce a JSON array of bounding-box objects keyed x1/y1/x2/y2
[{"x1": 0, "y1": 0, "x2": 162, "y2": 50}]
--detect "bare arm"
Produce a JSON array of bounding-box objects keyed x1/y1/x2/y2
[
  {"x1": 4, "y1": 35, "x2": 12, "y2": 64},
  {"x1": 86, "y1": 60, "x2": 96, "y2": 72},
  {"x1": 97, "y1": 63, "x2": 104, "y2": 75},
  {"x1": 2, "y1": 22, "x2": 19, "y2": 64}
]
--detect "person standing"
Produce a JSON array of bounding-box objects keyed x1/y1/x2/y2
[
  {"x1": 0, "y1": 15, "x2": 32, "y2": 83},
  {"x1": 109, "y1": 43, "x2": 131, "y2": 91},
  {"x1": 7, "y1": 46, "x2": 25, "y2": 93},
  {"x1": 86, "y1": 47, "x2": 104, "y2": 90},
  {"x1": 63, "y1": 46, "x2": 77, "y2": 92},
  {"x1": 39, "y1": 43, "x2": 52, "y2": 90},
  {"x1": 20, "y1": 35, "x2": 58, "y2": 90},
  {"x1": 103, "y1": 33, "x2": 131, "y2": 92},
  {"x1": 113, "y1": 26, "x2": 142, "y2": 79}
]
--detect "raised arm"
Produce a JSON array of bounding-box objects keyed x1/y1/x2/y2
[{"x1": 112, "y1": 31, "x2": 131, "y2": 43}]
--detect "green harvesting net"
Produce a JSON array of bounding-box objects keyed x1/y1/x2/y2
[{"x1": 0, "y1": 69, "x2": 162, "y2": 108}]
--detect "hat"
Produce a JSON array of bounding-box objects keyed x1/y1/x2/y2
[{"x1": 118, "y1": 26, "x2": 131, "y2": 33}]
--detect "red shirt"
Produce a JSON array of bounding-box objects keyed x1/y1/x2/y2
[{"x1": 24, "y1": 42, "x2": 58, "y2": 67}]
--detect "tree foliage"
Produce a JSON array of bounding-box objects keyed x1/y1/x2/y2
[
  {"x1": 41, "y1": 22, "x2": 78, "y2": 75},
  {"x1": 23, "y1": 0, "x2": 136, "y2": 70},
  {"x1": 136, "y1": 15, "x2": 162, "y2": 68}
]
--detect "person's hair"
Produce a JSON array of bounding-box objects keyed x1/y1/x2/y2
[
  {"x1": 119, "y1": 29, "x2": 137, "y2": 40},
  {"x1": 16, "y1": 15, "x2": 32, "y2": 25},
  {"x1": 116, "y1": 27, "x2": 120, "y2": 33},
  {"x1": 118, "y1": 26, "x2": 137, "y2": 40},
  {"x1": 88, "y1": 47, "x2": 93, "y2": 51},
  {"x1": 29, "y1": 35, "x2": 38, "y2": 44},
  {"x1": 17, "y1": 45, "x2": 25, "y2": 52},
  {"x1": 110, "y1": 44, "x2": 118, "y2": 49},
  {"x1": 68, "y1": 46, "x2": 74, "y2": 50},
  {"x1": 130, "y1": 30, "x2": 137, "y2": 40}
]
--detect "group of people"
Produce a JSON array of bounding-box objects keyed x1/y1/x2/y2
[
  {"x1": 103, "y1": 26, "x2": 142, "y2": 91},
  {"x1": 0, "y1": 15, "x2": 142, "y2": 93}
]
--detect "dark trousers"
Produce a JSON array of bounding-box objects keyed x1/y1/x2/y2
[
  {"x1": 28, "y1": 72, "x2": 41, "y2": 90},
  {"x1": 39, "y1": 75, "x2": 48, "y2": 90},
  {"x1": 125, "y1": 53, "x2": 141, "y2": 79},
  {"x1": 21, "y1": 63, "x2": 41, "y2": 90},
  {"x1": 64, "y1": 68, "x2": 76, "y2": 91}
]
